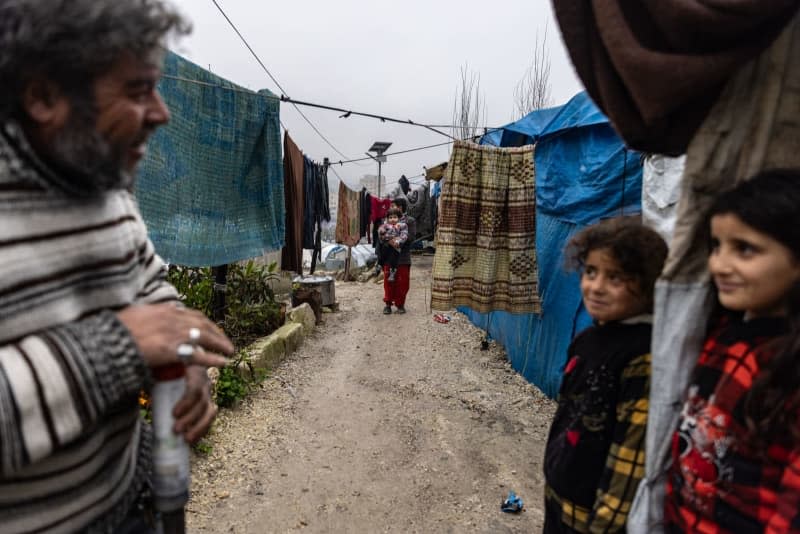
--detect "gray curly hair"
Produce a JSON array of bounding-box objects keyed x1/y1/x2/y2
[{"x1": 0, "y1": 0, "x2": 190, "y2": 120}]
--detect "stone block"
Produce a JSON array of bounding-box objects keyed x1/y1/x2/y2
[
  {"x1": 276, "y1": 322, "x2": 304, "y2": 354},
  {"x1": 288, "y1": 303, "x2": 317, "y2": 334},
  {"x1": 251, "y1": 335, "x2": 286, "y2": 373}
]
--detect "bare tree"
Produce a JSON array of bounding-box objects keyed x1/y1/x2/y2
[
  {"x1": 513, "y1": 28, "x2": 552, "y2": 118},
  {"x1": 451, "y1": 63, "x2": 487, "y2": 141}
]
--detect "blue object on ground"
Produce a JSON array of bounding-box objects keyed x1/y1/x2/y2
[{"x1": 501, "y1": 490, "x2": 524, "y2": 513}]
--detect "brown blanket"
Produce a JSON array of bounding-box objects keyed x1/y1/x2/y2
[
  {"x1": 552, "y1": 0, "x2": 800, "y2": 154},
  {"x1": 280, "y1": 133, "x2": 305, "y2": 273}
]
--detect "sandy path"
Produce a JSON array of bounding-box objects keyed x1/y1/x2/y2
[{"x1": 187, "y1": 255, "x2": 555, "y2": 533}]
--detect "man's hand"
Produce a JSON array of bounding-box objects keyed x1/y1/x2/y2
[
  {"x1": 117, "y1": 303, "x2": 233, "y2": 368},
  {"x1": 173, "y1": 365, "x2": 216, "y2": 443}
]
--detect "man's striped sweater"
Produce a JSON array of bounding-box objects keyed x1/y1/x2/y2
[{"x1": 0, "y1": 121, "x2": 178, "y2": 533}]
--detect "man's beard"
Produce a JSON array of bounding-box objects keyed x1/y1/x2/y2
[{"x1": 47, "y1": 104, "x2": 134, "y2": 196}]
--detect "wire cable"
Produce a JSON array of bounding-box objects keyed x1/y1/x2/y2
[
  {"x1": 210, "y1": 0, "x2": 357, "y2": 161},
  {"x1": 279, "y1": 96, "x2": 457, "y2": 140},
  {"x1": 335, "y1": 140, "x2": 455, "y2": 165}
]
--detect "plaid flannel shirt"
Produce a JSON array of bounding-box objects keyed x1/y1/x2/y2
[{"x1": 665, "y1": 316, "x2": 800, "y2": 534}]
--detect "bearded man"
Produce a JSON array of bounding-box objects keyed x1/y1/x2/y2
[{"x1": 0, "y1": 2, "x2": 233, "y2": 532}]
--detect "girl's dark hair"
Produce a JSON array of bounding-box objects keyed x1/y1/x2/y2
[
  {"x1": 391, "y1": 197, "x2": 407, "y2": 213},
  {"x1": 710, "y1": 169, "x2": 800, "y2": 444},
  {"x1": 566, "y1": 216, "x2": 668, "y2": 310},
  {"x1": 386, "y1": 207, "x2": 402, "y2": 218}
]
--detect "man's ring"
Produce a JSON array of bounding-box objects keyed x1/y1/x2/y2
[
  {"x1": 188, "y1": 327, "x2": 201, "y2": 344},
  {"x1": 177, "y1": 343, "x2": 195, "y2": 365}
]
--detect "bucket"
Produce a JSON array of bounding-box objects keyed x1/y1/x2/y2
[{"x1": 292, "y1": 275, "x2": 336, "y2": 307}]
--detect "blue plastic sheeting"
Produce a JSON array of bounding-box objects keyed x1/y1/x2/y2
[
  {"x1": 538, "y1": 92, "x2": 608, "y2": 137},
  {"x1": 136, "y1": 51, "x2": 284, "y2": 267},
  {"x1": 462, "y1": 91, "x2": 644, "y2": 396},
  {"x1": 480, "y1": 92, "x2": 643, "y2": 226},
  {"x1": 460, "y1": 212, "x2": 594, "y2": 398},
  {"x1": 535, "y1": 125, "x2": 641, "y2": 225}
]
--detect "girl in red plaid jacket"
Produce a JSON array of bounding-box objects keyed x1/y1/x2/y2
[{"x1": 665, "y1": 170, "x2": 800, "y2": 534}]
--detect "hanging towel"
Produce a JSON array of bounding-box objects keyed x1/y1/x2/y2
[
  {"x1": 431, "y1": 141, "x2": 541, "y2": 315},
  {"x1": 335, "y1": 182, "x2": 361, "y2": 247},
  {"x1": 136, "y1": 51, "x2": 284, "y2": 267},
  {"x1": 281, "y1": 133, "x2": 305, "y2": 273}
]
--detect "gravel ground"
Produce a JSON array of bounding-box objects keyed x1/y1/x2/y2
[{"x1": 187, "y1": 255, "x2": 556, "y2": 533}]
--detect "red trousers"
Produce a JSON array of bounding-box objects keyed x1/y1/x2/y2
[{"x1": 383, "y1": 264, "x2": 410, "y2": 307}]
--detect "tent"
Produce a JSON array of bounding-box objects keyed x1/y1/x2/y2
[{"x1": 460, "y1": 92, "x2": 643, "y2": 397}]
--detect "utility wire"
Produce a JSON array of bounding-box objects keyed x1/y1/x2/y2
[
  {"x1": 335, "y1": 140, "x2": 456, "y2": 165},
  {"x1": 161, "y1": 74, "x2": 490, "y2": 140},
  {"x1": 279, "y1": 96, "x2": 457, "y2": 140},
  {"x1": 210, "y1": 0, "x2": 355, "y2": 161}
]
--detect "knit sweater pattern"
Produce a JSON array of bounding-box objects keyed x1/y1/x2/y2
[{"x1": 0, "y1": 121, "x2": 178, "y2": 533}]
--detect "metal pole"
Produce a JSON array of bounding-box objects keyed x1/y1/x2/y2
[{"x1": 377, "y1": 159, "x2": 382, "y2": 198}]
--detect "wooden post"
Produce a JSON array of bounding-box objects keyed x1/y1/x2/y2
[
  {"x1": 344, "y1": 247, "x2": 352, "y2": 281},
  {"x1": 211, "y1": 264, "x2": 228, "y2": 323}
]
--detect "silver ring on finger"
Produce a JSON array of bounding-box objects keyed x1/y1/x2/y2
[
  {"x1": 177, "y1": 343, "x2": 195, "y2": 365},
  {"x1": 188, "y1": 327, "x2": 201, "y2": 345}
]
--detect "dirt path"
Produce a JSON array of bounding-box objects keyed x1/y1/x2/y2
[{"x1": 187, "y1": 255, "x2": 555, "y2": 533}]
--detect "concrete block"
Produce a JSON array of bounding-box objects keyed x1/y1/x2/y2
[
  {"x1": 276, "y1": 322, "x2": 304, "y2": 354},
  {"x1": 251, "y1": 335, "x2": 286, "y2": 373},
  {"x1": 289, "y1": 303, "x2": 316, "y2": 334}
]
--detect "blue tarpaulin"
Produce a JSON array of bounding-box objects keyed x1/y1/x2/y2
[
  {"x1": 136, "y1": 51, "x2": 284, "y2": 267},
  {"x1": 482, "y1": 92, "x2": 641, "y2": 226},
  {"x1": 463, "y1": 92, "x2": 642, "y2": 397}
]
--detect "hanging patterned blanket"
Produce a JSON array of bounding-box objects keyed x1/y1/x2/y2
[
  {"x1": 136, "y1": 51, "x2": 284, "y2": 267},
  {"x1": 335, "y1": 182, "x2": 361, "y2": 247},
  {"x1": 431, "y1": 141, "x2": 541, "y2": 314}
]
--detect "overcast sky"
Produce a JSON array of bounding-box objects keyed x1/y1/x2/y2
[{"x1": 166, "y1": 0, "x2": 584, "y2": 191}]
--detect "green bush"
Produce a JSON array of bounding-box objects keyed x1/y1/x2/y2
[{"x1": 166, "y1": 261, "x2": 281, "y2": 409}]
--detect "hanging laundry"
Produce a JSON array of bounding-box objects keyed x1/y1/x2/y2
[
  {"x1": 302, "y1": 157, "x2": 318, "y2": 250},
  {"x1": 301, "y1": 157, "x2": 331, "y2": 250},
  {"x1": 369, "y1": 196, "x2": 391, "y2": 222},
  {"x1": 335, "y1": 182, "x2": 361, "y2": 247},
  {"x1": 136, "y1": 51, "x2": 284, "y2": 267},
  {"x1": 359, "y1": 189, "x2": 371, "y2": 240},
  {"x1": 281, "y1": 133, "x2": 305, "y2": 273},
  {"x1": 431, "y1": 141, "x2": 541, "y2": 315},
  {"x1": 405, "y1": 182, "x2": 434, "y2": 239},
  {"x1": 398, "y1": 174, "x2": 411, "y2": 195}
]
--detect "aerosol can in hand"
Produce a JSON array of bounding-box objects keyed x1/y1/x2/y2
[{"x1": 151, "y1": 363, "x2": 189, "y2": 533}]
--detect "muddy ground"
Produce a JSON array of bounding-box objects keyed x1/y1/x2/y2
[{"x1": 187, "y1": 255, "x2": 555, "y2": 533}]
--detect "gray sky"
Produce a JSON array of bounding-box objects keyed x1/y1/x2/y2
[{"x1": 167, "y1": 0, "x2": 584, "y2": 191}]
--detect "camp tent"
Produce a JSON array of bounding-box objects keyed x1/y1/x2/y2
[{"x1": 460, "y1": 91, "x2": 643, "y2": 397}]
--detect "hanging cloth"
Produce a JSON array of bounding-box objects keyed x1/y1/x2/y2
[
  {"x1": 359, "y1": 189, "x2": 371, "y2": 239},
  {"x1": 136, "y1": 51, "x2": 284, "y2": 266},
  {"x1": 335, "y1": 182, "x2": 361, "y2": 247},
  {"x1": 280, "y1": 133, "x2": 305, "y2": 273},
  {"x1": 302, "y1": 156, "x2": 317, "y2": 250},
  {"x1": 369, "y1": 196, "x2": 391, "y2": 222},
  {"x1": 431, "y1": 141, "x2": 541, "y2": 315},
  {"x1": 398, "y1": 175, "x2": 411, "y2": 195},
  {"x1": 309, "y1": 161, "x2": 330, "y2": 273},
  {"x1": 552, "y1": 0, "x2": 799, "y2": 154}
]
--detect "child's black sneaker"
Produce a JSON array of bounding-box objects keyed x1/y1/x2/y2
[
  {"x1": 395, "y1": 306, "x2": 406, "y2": 314},
  {"x1": 383, "y1": 305, "x2": 392, "y2": 314}
]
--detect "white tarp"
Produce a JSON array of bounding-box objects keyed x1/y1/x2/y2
[{"x1": 302, "y1": 242, "x2": 377, "y2": 270}]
